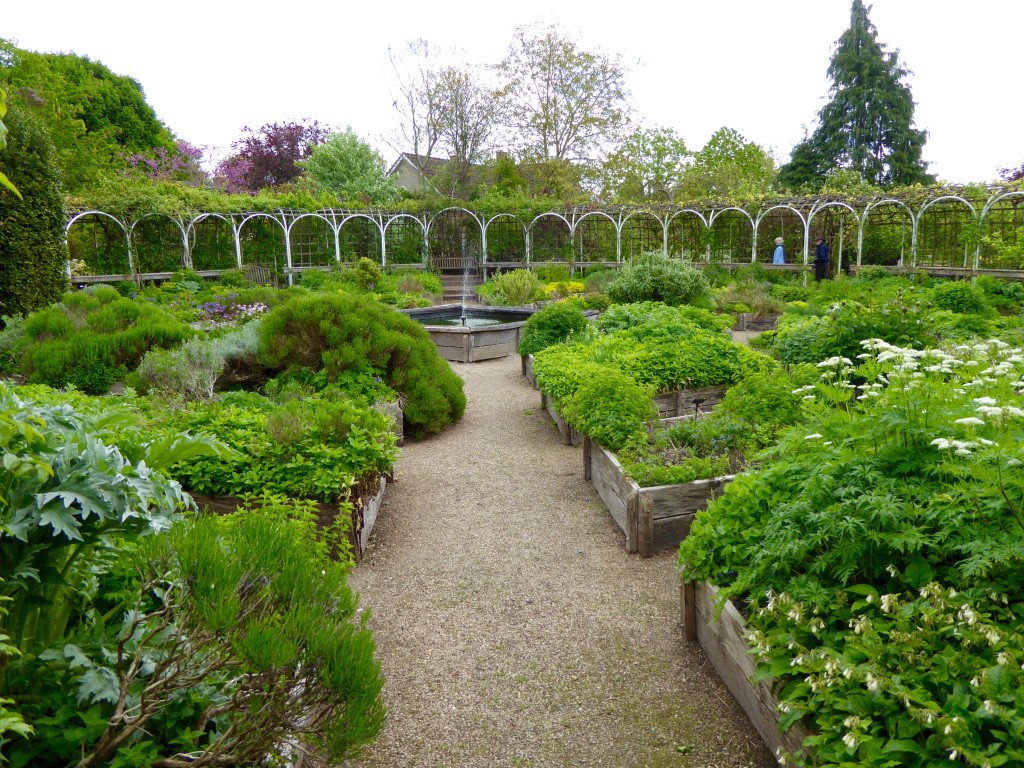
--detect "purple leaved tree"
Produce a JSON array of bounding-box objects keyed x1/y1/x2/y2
[{"x1": 214, "y1": 120, "x2": 328, "y2": 192}]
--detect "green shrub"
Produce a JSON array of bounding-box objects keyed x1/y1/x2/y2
[
  {"x1": 975, "y1": 275, "x2": 1024, "y2": 312},
  {"x1": 595, "y1": 302, "x2": 732, "y2": 334},
  {"x1": 770, "y1": 283, "x2": 810, "y2": 303},
  {"x1": 19, "y1": 297, "x2": 194, "y2": 393},
  {"x1": 257, "y1": 293, "x2": 465, "y2": 437},
  {"x1": 518, "y1": 302, "x2": 589, "y2": 357},
  {"x1": 136, "y1": 337, "x2": 223, "y2": 400},
  {"x1": 931, "y1": 279, "x2": 990, "y2": 315},
  {"x1": 855, "y1": 264, "x2": 891, "y2": 281},
  {"x1": 0, "y1": 314, "x2": 27, "y2": 372},
  {"x1": 770, "y1": 301, "x2": 936, "y2": 365},
  {"x1": 583, "y1": 267, "x2": 617, "y2": 294},
  {"x1": 562, "y1": 369, "x2": 656, "y2": 452},
  {"x1": 678, "y1": 340, "x2": 1024, "y2": 768},
  {"x1": 926, "y1": 309, "x2": 994, "y2": 340},
  {"x1": 482, "y1": 269, "x2": 542, "y2": 306},
  {"x1": 218, "y1": 268, "x2": 248, "y2": 288},
  {"x1": 607, "y1": 253, "x2": 711, "y2": 307},
  {"x1": 354, "y1": 257, "x2": 382, "y2": 288},
  {"x1": 299, "y1": 268, "x2": 331, "y2": 290},
  {"x1": 533, "y1": 264, "x2": 572, "y2": 283},
  {"x1": 0, "y1": 103, "x2": 68, "y2": 317}
]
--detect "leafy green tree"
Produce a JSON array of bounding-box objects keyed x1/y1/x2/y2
[
  {"x1": 0, "y1": 103, "x2": 68, "y2": 317},
  {"x1": 497, "y1": 24, "x2": 631, "y2": 162},
  {"x1": 1, "y1": 40, "x2": 175, "y2": 192},
  {"x1": 300, "y1": 128, "x2": 400, "y2": 203},
  {"x1": 778, "y1": 0, "x2": 932, "y2": 190},
  {"x1": 676, "y1": 127, "x2": 776, "y2": 200},
  {"x1": 599, "y1": 126, "x2": 691, "y2": 202},
  {"x1": 0, "y1": 87, "x2": 20, "y2": 198}
]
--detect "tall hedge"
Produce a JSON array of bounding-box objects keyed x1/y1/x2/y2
[{"x1": 0, "y1": 104, "x2": 68, "y2": 317}]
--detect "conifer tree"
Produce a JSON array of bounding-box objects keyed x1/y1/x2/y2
[{"x1": 779, "y1": 1, "x2": 932, "y2": 190}]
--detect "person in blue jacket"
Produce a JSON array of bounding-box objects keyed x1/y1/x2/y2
[
  {"x1": 814, "y1": 236, "x2": 831, "y2": 281},
  {"x1": 772, "y1": 236, "x2": 785, "y2": 265}
]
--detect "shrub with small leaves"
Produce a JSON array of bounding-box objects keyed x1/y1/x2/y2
[{"x1": 518, "y1": 302, "x2": 589, "y2": 357}]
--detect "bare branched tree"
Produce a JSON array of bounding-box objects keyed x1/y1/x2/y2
[{"x1": 496, "y1": 24, "x2": 631, "y2": 163}]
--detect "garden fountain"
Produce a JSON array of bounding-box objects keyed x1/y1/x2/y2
[{"x1": 403, "y1": 304, "x2": 537, "y2": 363}]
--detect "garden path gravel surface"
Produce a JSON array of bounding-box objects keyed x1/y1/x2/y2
[{"x1": 344, "y1": 355, "x2": 775, "y2": 768}]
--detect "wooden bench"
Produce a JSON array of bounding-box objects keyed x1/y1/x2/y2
[{"x1": 243, "y1": 263, "x2": 277, "y2": 287}]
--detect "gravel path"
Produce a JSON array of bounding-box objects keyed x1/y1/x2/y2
[{"x1": 346, "y1": 355, "x2": 775, "y2": 768}]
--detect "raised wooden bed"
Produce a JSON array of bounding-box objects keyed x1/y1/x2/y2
[
  {"x1": 732, "y1": 313, "x2": 780, "y2": 332},
  {"x1": 680, "y1": 580, "x2": 809, "y2": 760},
  {"x1": 521, "y1": 354, "x2": 538, "y2": 390},
  {"x1": 583, "y1": 436, "x2": 734, "y2": 556},
  {"x1": 540, "y1": 383, "x2": 729, "y2": 447},
  {"x1": 190, "y1": 474, "x2": 388, "y2": 563}
]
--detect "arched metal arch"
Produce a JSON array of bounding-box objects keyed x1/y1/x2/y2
[
  {"x1": 129, "y1": 213, "x2": 189, "y2": 271},
  {"x1": 425, "y1": 206, "x2": 485, "y2": 269},
  {"x1": 65, "y1": 210, "x2": 134, "y2": 275},
  {"x1": 808, "y1": 201, "x2": 860, "y2": 271},
  {"x1": 618, "y1": 210, "x2": 666, "y2": 263},
  {"x1": 916, "y1": 195, "x2": 977, "y2": 269},
  {"x1": 287, "y1": 212, "x2": 342, "y2": 266},
  {"x1": 237, "y1": 212, "x2": 289, "y2": 276},
  {"x1": 862, "y1": 198, "x2": 916, "y2": 268},
  {"x1": 482, "y1": 213, "x2": 528, "y2": 265},
  {"x1": 336, "y1": 212, "x2": 387, "y2": 266},
  {"x1": 527, "y1": 212, "x2": 573, "y2": 265},
  {"x1": 667, "y1": 208, "x2": 711, "y2": 262},
  {"x1": 978, "y1": 190, "x2": 1024, "y2": 271},
  {"x1": 186, "y1": 213, "x2": 241, "y2": 269},
  {"x1": 382, "y1": 213, "x2": 429, "y2": 267},
  {"x1": 707, "y1": 207, "x2": 755, "y2": 264},
  {"x1": 573, "y1": 210, "x2": 618, "y2": 262},
  {"x1": 755, "y1": 204, "x2": 808, "y2": 264}
]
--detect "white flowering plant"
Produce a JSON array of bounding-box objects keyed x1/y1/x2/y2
[{"x1": 679, "y1": 338, "x2": 1024, "y2": 767}]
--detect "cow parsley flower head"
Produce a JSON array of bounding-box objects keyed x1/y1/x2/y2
[{"x1": 954, "y1": 417, "x2": 985, "y2": 427}]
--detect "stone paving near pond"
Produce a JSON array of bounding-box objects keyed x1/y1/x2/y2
[{"x1": 345, "y1": 355, "x2": 775, "y2": 768}]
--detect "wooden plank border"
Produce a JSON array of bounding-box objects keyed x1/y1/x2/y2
[
  {"x1": 583, "y1": 436, "x2": 735, "y2": 556},
  {"x1": 680, "y1": 580, "x2": 809, "y2": 760}
]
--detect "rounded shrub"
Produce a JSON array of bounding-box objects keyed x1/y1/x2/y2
[
  {"x1": 257, "y1": 293, "x2": 466, "y2": 438},
  {"x1": 931, "y1": 280, "x2": 989, "y2": 315},
  {"x1": 518, "y1": 302, "x2": 589, "y2": 357},
  {"x1": 606, "y1": 253, "x2": 710, "y2": 307},
  {"x1": 562, "y1": 369, "x2": 656, "y2": 452}
]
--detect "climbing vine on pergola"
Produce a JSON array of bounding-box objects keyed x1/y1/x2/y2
[{"x1": 66, "y1": 186, "x2": 1024, "y2": 282}]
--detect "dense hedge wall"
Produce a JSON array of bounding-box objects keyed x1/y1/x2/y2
[{"x1": 0, "y1": 104, "x2": 68, "y2": 316}]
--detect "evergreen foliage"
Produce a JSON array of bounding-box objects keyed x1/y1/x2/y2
[
  {"x1": 779, "y1": 1, "x2": 932, "y2": 190},
  {"x1": 606, "y1": 253, "x2": 711, "y2": 307},
  {"x1": 518, "y1": 301, "x2": 589, "y2": 357},
  {"x1": 0, "y1": 104, "x2": 68, "y2": 317},
  {"x1": 257, "y1": 293, "x2": 466, "y2": 437}
]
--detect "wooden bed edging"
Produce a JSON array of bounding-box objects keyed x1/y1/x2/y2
[
  {"x1": 731, "y1": 313, "x2": 780, "y2": 332},
  {"x1": 538, "y1": 383, "x2": 730, "y2": 448},
  {"x1": 583, "y1": 436, "x2": 735, "y2": 556},
  {"x1": 680, "y1": 580, "x2": 809, "y2": 760},
  {"x1": 189, "y1": 474, "x2": 388, "y2": 564}
]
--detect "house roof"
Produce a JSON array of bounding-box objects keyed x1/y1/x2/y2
[{"x1": 386, "y1": 152, "x2": 448, "y2": 179}]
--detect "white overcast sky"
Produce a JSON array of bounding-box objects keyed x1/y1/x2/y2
[{"x1": 4, "y1": 0, "x2": 1021, "y2": 184}]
